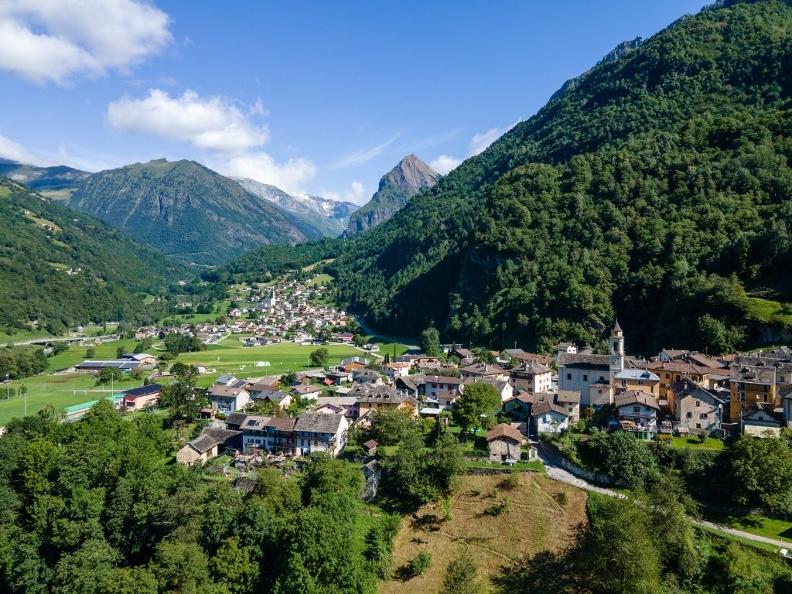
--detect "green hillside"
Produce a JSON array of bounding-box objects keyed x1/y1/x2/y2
[
  {"x1": 70, "y1": 159, "x2": 325, "y2": 265},
  {"x1": 0, "y1": 177, "x2": 185, "y2": 335},
  {"x1": 331, "y1": 0, "x2": 792, "y2": 354}
]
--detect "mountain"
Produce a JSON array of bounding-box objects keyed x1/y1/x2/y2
[
  {"x1": 0, "y1": 176, "x2": 185, "y2": 335},
  {"x1": 0, "y1": 159, "x2": 91, "y2": 199},
  {"x1": 69, "y1": 159, "x2": 325, "y2": 265},
  {"x1": 331, "y1": 0, "x2": 792, "y2": 354},
  {"x1": 343, "y1": 154, "x2": 441, "y2": 236},
  {"x1": 234, "y1": 177, "x2": 357, "y2": 237}
]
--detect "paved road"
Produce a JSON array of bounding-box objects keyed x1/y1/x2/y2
[{"x1": 537, "y1": 448, "x2": 792, "y2": 551}]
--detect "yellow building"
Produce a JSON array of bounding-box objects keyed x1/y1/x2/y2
[{"x1": 729, "y1": 366, "x2": 777, "y2": 422}]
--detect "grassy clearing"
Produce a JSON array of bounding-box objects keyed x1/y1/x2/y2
[
  {"x1": 464, "y1": 460, "x2": 545, "y2": 472},
  {"x1": 702, "y1": 509, "x2": 792, "y2": 544},
  {"x1": 46, "y1": 339, "x2": 139, "y2": 371},
  {"x1": 308, "y1": 273, "x2": 332, "y2": 287},
  {"x1": 669, "y1": 436, "x2": 726, "y2": 450},
  {"x1": 379, "y1": 473, "x2": 587, "y2": 593},
  {"x1": 745, "y1": 297, "x2": 792, "y2": 326}
]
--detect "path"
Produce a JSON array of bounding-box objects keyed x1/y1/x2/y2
[
  {"x1": 5, "y1": 333, "x2": 118, "y2": 346},
  {"x1": 537, "y1": 446, "x2": 792, "y2": 551}
]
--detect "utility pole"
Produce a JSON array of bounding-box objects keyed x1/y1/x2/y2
[{"x1": 4, "y1": 374, "x2": 8, "y2": 400}]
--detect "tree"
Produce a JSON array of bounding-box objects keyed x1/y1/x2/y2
[
  {"x1": 169, "y1": 362, "x2": 199, "y2": 380},
  {"x1": 441, "y1": 550, "x2": 482, "y2": 594},
  {"x1": 161, "y1": 379, "x2": 206, "y2": 427},
  {"x1": 309, "y1": 347, "x2": 329, "y2": 367},
  {"x1": 727, "y1": 435, "x2": 792, "y2": 516},
  {"x1": 368, "y1": 409, "x2": 420, "y2": 446},
  {"x1": 584, "y1": 430, "x2": 658, "y2": 489},
  {"x1": 85, "y1": 347, "x2": 95, "y2": 358},
  {"x1": 452, "y1": 383, "x2": 501, "y2": 435},
  {"x1": 407, "y1": 551, "x2": 432, "y2": 577},
  {"x1": 420, "y1": 326, "x2": 440, "y2": 357},
  {"x1": 96, "y1": 367, "x2": 123, "y2": 385},
  {"x1": 210, "y1": 537, "x2": 259, "y2": 593}
]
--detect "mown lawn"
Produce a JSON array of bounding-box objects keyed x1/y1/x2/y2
[
  {"x1": 46, "y1": 339, "x2": 139, "y2": 371},
  {"x1": 174, "y1": 341, "x2": 362, "y2": 380},
  {"x1": 744, "y1": 297, "x2": 792, "y2": 326},
  {"x1": 669, "y1": 436, "x2": 726, "y2": 450}
]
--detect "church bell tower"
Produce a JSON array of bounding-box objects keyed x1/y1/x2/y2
[{"x1": 609, "y1": 319, "x2": 625, "y2": 384}]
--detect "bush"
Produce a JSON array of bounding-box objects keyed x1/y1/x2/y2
[
  {"x1": 554, "y1": 492, "x2": 569, "y2": 507},
  {"x1": 484, "y1": 499, "x2": 511, "y2": 516},
  {"x1": 501, "y1": 473, "x2": 521, "y2": 490},
  {"x1": 407, "y1": 551, "x2": 432, "y2": 576}
]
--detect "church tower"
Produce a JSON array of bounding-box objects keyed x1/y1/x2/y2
[{"x1": 609, "y1": 319, "x2": 624, "y2": 384}]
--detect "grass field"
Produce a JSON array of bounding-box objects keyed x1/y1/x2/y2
[
  {"x1": 669, "y1": 436, "x2": 726, "y2": 450},
  {"x1": 745, "y1": 297, "x2": 792, "y2": 327},
  {"x1": 380, "y1": 473, "x2": 587, "y2": 593},
  {"x1": 702, "y1": 509, "x2": 792, "y2": 544},
  {"x1": 174, "y1": 341, "x2": 362, "y2": 382}
]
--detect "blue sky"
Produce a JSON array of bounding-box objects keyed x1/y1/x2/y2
[{"x1": 0, "y1": 0, "x2": 707, "y2": 203}]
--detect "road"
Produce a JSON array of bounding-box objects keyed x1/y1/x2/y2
[
  {"x1": 5, "y1": 334, "x2": 118, "y2": 346},
  {"x1": 537, "y1": 447, "x2": 792, "y2": 551}
]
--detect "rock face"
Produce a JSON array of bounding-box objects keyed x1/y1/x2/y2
[
  {"x1": 235, "y1": 177, "x2": 358, "y2": 237},
  {"x1": 69, "y1": 159, "x2": 324, "y2": 265},
  {"x1": 344, "y1": 154, "x2": 440, "y2": 236}
]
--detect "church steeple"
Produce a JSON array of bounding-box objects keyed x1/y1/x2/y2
[{"x1": 609, "y1": 319, "x2": 625, "y2": 383}]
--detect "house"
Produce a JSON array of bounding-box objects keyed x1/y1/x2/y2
[
  {"x1": 215, "y1": 373, "x2": 240, "y2": 386},
  {"x1": 502, "y1": 392, "x2": 537, "y2": 421},
  {"x1": 557, "y1": 352, "x2": 611, "y2": 406},
  {"x1": 486, "y1": 423, "x2": 525, "y2": 463},
  {"x1": 240, "y1": 415, "x2": 297, "y2": 453},
  {"x1": 669, "y1": 380, "x2": 724, "y2": 436},
  {"x1": 315, "y1": 396, "x2": 359, "y2": 419},
  {"x1": 509, "y1": 361, "x2": 552, "y2": 393},
  {"x1": 352, "y1": 369, "x2": 382, "y2": 385},
  {"x1": 384, "y1": 362, "x2": 411, "y2": 379},
  {"x1": 556, "y1": 390, "x2": 581, "y2": 422},
  {"x1": 294, "y1": 412, "x2": 349, "y2": 457},
  {"x1": 449, "y1": 347, "x2": 475, "y2": 363},
  {"x1": 121, "y1": 383, "x2": 162, "y2": 411},
  {"x1": 742, "y1": 407, "x2": 782, "y2": 438},
  {"x1": 176, "y1": 428, "x2": 242, "y2": 466},
  {"x1": 460, "y1": 363, "x2": 508, "y2": 382},
  {"x1": 225, "y1": 412, "x2": 248, "y2": 431},
  {"x1": 362, "y1": 439, "x2": 379, "y2": 455},
  {"x1": 395, "y1": 374, "x2": 424, "y2": 398},
  {"x1": 729, "y1": 365, "x2": 777, "y2": 422},
  {"x1": 530, "y1": 401, "x2": 570, "y2": 435},
  {"x1": 342, "y1": 361, "x2": 366, "y2": 373},
  {"x1": 587, "y1": 382, "x2": 613, "y2": 408},
  {"x1": 209, "y1": 383, "x2": 251, "y2": 413},
  {"x1": 464, "y1": 376, "x2": 513, "y2": 402},
  {"x1": 614, "y1": 391, "x2": 660, "y2": 439},
  {"x1": 613, "y1": 369, "x2": 660, "y2": 398},
  {"x1": 503, "y1": 349, "x2": 552, "y2": 367},
  {"x1": 248, "y1": 377, "x2": 281, "y2": 398},
  {"x1": 291, "y1": 384, "x2": 322, "y2": 401},
  {"x1": 353, "y1": 384, "x2": 418, "y2": 416},
  {"x1": 325, "y1": 371, "x2": 352, "y2": 385},
  {"x1": 254, "y1": 390, "x2": 292, "y2": 409},
  {"x1": 424, "y1": 375, "x2": 464, "y2": 399},
  {"x1": 645, "y1": 361, "x2": 721, "y2": 393}
]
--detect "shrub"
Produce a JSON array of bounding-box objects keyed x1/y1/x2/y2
[
  {"x1": 484, "y1": 499, "x2": 511, "y2": 516},
  {"x1": 501, "y1": 472, "x2": 521, "y2": 490},
  {"x1": 407, "y1": 551, "x2": 432, "y2": 576},
  {"x1": 554, "y1": 492, "x2": 569, "y2": 506}
]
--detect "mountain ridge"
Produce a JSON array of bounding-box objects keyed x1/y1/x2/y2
[{"x1": 343, "y1": 154, "x2": 440, "y2": 236}]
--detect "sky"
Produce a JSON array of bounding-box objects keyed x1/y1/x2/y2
[{"x1": 0, "y1": 0, "x2": 708, "y2": 204}]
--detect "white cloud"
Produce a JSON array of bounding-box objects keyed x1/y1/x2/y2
[
  {"x1": 0, "y1": 133, "x2": 39, "y2": 164},
  {"x1": 249, "y1": 97, "x2": 268, "y2": 116},
  {"x1": 430, "y1": 154, "x2": 462, "y2": 175},
  {"x1": 428, "y1": 125, "x2": 508, "y2": 175},
  {"x1": 469, "y1": 127, "x2": 502, "y2": 156},
  {"x1": 107, "y1": 89, "x2": 269, "y2": 153},
  {"x1": 220, "y1": 152, "x2": 316, "y2": 194},
  {"x1": 0, "y1": 0, "x2": 171, "y2": 84},
  {"x1": 332, "y1": 135, "x2": 400, "y2": 169},
  {"x1": 323, "y1": 181, "x2": 367, "y2": 204}
]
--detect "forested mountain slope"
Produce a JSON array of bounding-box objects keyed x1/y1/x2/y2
[
  {"x1": 331, "y1": 0, "x2": 792, "y2": 354},
  {"x1": 0, "y1": 178, "x2": 184, "y2": 335},
  {"x1": 70, "y1": 159, "x2": 325, "y2": 265}
]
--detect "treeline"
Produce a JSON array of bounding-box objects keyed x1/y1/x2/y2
[
  {"x1": 0, "y1": 402, "x2": 399, "y2": 593},
  {"x1": 217, "y1": 238, "x2": 342, "y2": 284},
  {"x1": 328, "y1": 0, "x2": 792, "y2": 354},
  {"x1": 0, "y1": 346, "x2": 47, "y2": 380},
  {"x1": 0, "y1": 178, "x2": 184, "y2": 336}
]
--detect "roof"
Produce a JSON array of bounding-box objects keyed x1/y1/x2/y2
[
  {"x1": 614, "y1": 391, "x2": 660, "y2": 411},
  {"x1": 291, "y1": 384, "x2": 321, "y2": 395},
  {"x1": 363, "y1": 439, "x2": 379, "y2": 449},
  {"x1": 645, "y1": 361, "x2": 714, "y2": 375},
  {"x1": 187, "y1": 428, "x2": 241, "y2": 454},
  {"x1": 730, "y1": 365, "x2": 776, "y2": 385},
  {"x1": 210, "y1": 385, "x2": 248, "y2": 398},
  {"x1": 122, "y1": 383, "x2": 162, "y2": 398},
  {"x1": 670, "y1": 379, "x2": 724, "y2": 405},
  {"x1": 557, "y1": 352, "x2": 610, "y2": 369},
  {"x1": 686, "y1": 353, "x2": 727, "y2": 369},
  {"x1": 294, "y1": 412, "x2": 345, "y2": 434},
  {"x1": 75, "y1": 360, "x2": 139, "y2": 370},
  {"x1": 614, "y1": 369, "x2": 660, "y2": 382},
  {"x1": 486, "y1": 423, "x2": 524, "y2": 443},
  {"x1": 424, "y1": 375, "x2": 464, "y2": 385},
  {"x1": 351, "y1": 384, "x2": 414, "y2": 405},
  {"x1": 216, "y1": 374, "x2": 239, "y2": 385},
  {"x1": 531, "y1": 401, "x2": 570, "y2": 417},
  {"x1": 225, "y1": 412, "x2": 248, "y2": 426},
  {"x1": 511, "y1": 361, "x2": 551, "y2": 375},
  {"x1": 460, "y1": 363, "x2": 506, "y2": 376},
  {"x1": 265, "y1": 417, "x2": 297, "y2": 432}
]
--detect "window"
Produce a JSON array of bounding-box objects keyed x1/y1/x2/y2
[
  {"x1": 686, "y1": 412, "x2": 692, "y2": 418},
  {"x1": 567, "y1": 373, "x2": 571, "y2": 381},
  {"x1": 695, "y1": 400, "x2": 700, "y2": 407},
  {"x1": 583, "y1": 375, "x2": 588, "y2": 381},
  {"x1": 696, "y1": 423, "x2": 701, "y2": 429},
  {"x1": 699, "y1": 413, "x2": 707, "y2": 420}
]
